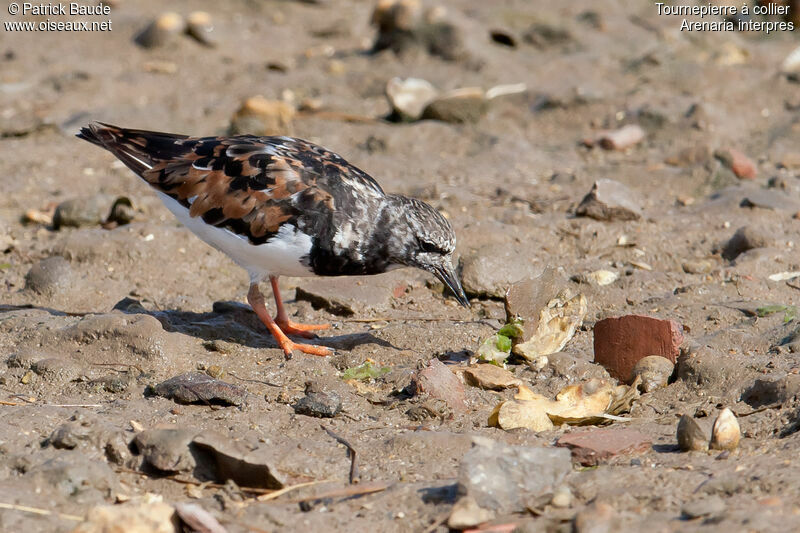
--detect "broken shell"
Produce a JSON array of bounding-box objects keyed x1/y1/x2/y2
[
  {"x1": 676, "y1": 414, "x2": 709, "y2": 452},
  {"x1": 551, "y1": 485, "x2": 572, "y2": 508},
  {"x1": 631, "y1": 355, "x2": 674, "y2": 393},
  {"x1": 710, "y1": 408, "x2": 740, "y2": 451},
  {"x1": 386, "y1": 77, "x2": 438, "y2": 121}
]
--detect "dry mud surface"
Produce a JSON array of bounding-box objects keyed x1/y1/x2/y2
[{"x1": 3, "y1": 1, "x2": 800, "y2": 532}]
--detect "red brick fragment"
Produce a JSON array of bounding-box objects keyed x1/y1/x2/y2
[
  {"x1": 593, "y1": 314, "x2": 683, "y2": 383},
  {"x1": 411, "y1": 359, "x2": 467, "y2": 413},
  {"x1": 556, "y1": 428, "x2": 652, "y2": 466},
  {"x1": 714, "y1": 147, "x2": 757, "y2": 180}
]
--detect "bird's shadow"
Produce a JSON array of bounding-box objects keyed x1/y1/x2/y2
[{"x1": 114, "y1": 298, "x2": 395, "y2": 352}]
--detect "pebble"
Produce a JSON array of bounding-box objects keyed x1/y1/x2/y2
[
  {"x1": 460, "y1": 243, "x2": 542, "y2": 299},
  {"x1": 576, "y1": 179, "x2": 643, "y2": 221},
  {"x1": 133, "y1": 428, "x2": 198, "y2": 473},
  {"x1": 556, "y1": 427, "x2": 652, "y2": 466},
  {"x1": 714, "y1": 147, "x2": 757, "y2": 180},
  {"x1": 447, "y1": 495, "x2": 495, "y2": 530},
  {"x1": 740, "y1": 188, "x2": 800, "y2": 212},
  {"x1": 410, "y1": 358, "x2": 467, "y2": 413},
  {"x1": 191, "y1": 430, "x2": 285, "y2": 488},
  {"x1": 721, "y1": 225, "x2": 771, "y2": 261},
  {"x1": 523, "y1": 21, "x2": 574, "y2": 49},
  {"x1": 385, "y1": 77, "x2": 438, "y2": 121},
  {"x1": 293, "y1": 381, "x2": 343, "y2": 418},
  {"x1": 631, "y1": 355, "x2": 674, "y2": 393},
  {"x1": 593, "y1": 315, "x2": 683, "y2": 383},
  {"x1": 151, "y1": 372, "x2": 249, "y2": 406},
  {"x1": 710, "y1": 408, "x2": 740, "y2": 451},
  {"x1": 421, "y1": 87, "x2": 488, "y2": 124},
  {"x1": 550, "y1": 485, "x2": 572, "y2": 508},
  {"x1": 594, "y1": 124, "x2": 645, "y2": 151},
  {"x1": 677, "y1": 414, "x2": 710, "y2": 452},
  {"x1": 186, "y1": 11, "x2": 216, "y2": 47},
  {"x1": 229, "y1": 96, "x2": 295, "y2": 136},
  {"x1": 462, "y1": 364, "x2": 522, "y2": 390},
  {"x1": 682, "y1": 259, "x2": 714, "y2": 275},
  {"x1": 134, "y1": 12, "x2": 186, "y2": 49},
  {"x1": 53, "y1": 195, "x2": 114, "y2": 229},
  {"x1": 24, "y1": 256, "x2": 72, "y2": 295},
  {"x1": 457, "y1": 438, "x2": 572, "y2": 514}
]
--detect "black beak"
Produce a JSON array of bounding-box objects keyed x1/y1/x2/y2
[{"x1": 434, "y1": 262, "x2": 470, "y2": 307}]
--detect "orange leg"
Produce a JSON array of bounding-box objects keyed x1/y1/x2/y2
[
  {"x1": 270, "y1": 276, "x2": 331, "y2": 338},
  {"x1": 247, "y1": 283, "x2": 331, "y2": 358}
]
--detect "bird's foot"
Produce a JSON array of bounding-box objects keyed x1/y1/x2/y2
[
  {"x1": 277, "y1": 337, "x2": 332, "y2": 358},
  {"x1": 274, "y1": 319, "x2": 331, "y2": 339}
]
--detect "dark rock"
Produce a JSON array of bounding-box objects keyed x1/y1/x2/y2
[
  {"x1": 191, "y1": 430, "x2": 285, "y2": 489},
  {"x1": 457, "y1": 438, "x2": 572, "y2": 513},
  {"x1": 410, "y1": 358, "x2": 467, "y2": 413},
  {"x1": 722, "y1": 225, "x2": 771, "y2": 261},
  {"x1": 576, "y1": 179, "x2": 643, "y2": 221},
  {"x1": 151, "y1": 373, "x2": 248, "y2": 406},
  {"x1": 185, "y1": 11, "x2": 216, "y2": 47},
  {"x1": 677, "y1": 414, "x2": 710, "y2": 452},
  {"x1": 593, "y1": 315, "x2": 683, "y2": 383},
  {"x1": 489, "y1": 29, "x2": 517, "y2": 48},
  {"x1": 133, "y1": 428, "x2": 198, "y2": 472},
  {"x1": 293, "y1": 381, "x2": 343, "y2": 418},
  {"x1": 460, "y1": 243, "x2": 542, "y2": 299},
  {"x1": 24, "y1": 256, "x2": 72, "y2": 295},
  {"x1": 556, "y1": 428, "x2": 652, "y2": 466}
]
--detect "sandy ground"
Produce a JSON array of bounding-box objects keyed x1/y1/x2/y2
[{"x1": 3, "y1": 0, "x2": 800, "y2": 531}]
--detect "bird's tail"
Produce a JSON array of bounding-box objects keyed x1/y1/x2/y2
[{"x1": 77, "y1": 122, "x2": 190, "y2": 176}]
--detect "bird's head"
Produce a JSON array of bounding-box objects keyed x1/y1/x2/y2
[{"x1": 383, "y1": 195, "x2": 469, "y2": 307}]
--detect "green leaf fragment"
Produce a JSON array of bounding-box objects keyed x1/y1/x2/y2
[
  {"x1": 497, "y1": 317, "x2": 525, "y2": 340},
  {"x1": 341, "y1": 361, "x2": 391, "y2": 381},
  {"x1": 0, "y1": 263, "x2": 10, "y2": 270},
  {"x1": 756, "y1": 304, "x2": 797, "y2": 323}
]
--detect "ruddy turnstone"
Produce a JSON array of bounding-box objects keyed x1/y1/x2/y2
[{"x1": 77, "y1": 122, "x2": 468, "y2": 357}]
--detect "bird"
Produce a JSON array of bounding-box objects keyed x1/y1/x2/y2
[{"x1": 77, "y1": 122, "x2": 469, "y2": 358}]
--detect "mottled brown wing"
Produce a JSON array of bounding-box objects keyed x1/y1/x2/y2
[{"x1": 78, "y1": 123, "x2": 384, "y2": 244}]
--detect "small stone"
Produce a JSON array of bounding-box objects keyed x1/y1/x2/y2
[
  {"x1": 20, "y1": 370, "x2": 33, "y2": 384},
  {"x1": 422, "y1": 87, "x2": 487, "y2": 124},
  {"x1": 186, "y1": 11, "x2": 216, "y2": 47},
  {"x1": 205, "y1": 365, "x2": 224, "y2": 379},
  {"x1": 523, "y1": 22, "x2": 573, "y2": 49},
  {"x1": 682, "y1": 259, "x2": 714, "y2": 274},
  {"x1": 460, "y1": 243, "x2": 541, "y2": 299},
  {"x1": 665, "y1": 144, "x2": 712, "y2": 167},
  {"x1": 191, "y1": 430, "x2": 285, "y2": 489},
  {"x1": 740, "y1": 188, "x2": 800, "y2": 212},
  {"x1": 594, "y1": 124, "x2": 645, "y2": 151},
  {"x1": 202, "y1": 339, "x2": 236, "y2": 354},
  {"x1": 410, "y1": 358, "x2": 467, "y2": 413},
  {"x1": 293, "y1": 381, "x2": 342, "y2": 418},
  {"x1": 722, "y1": 225, "x2": 771, "y2": 261},
  {"x1": 593, "y1": 315, "x2": 683, "y2": 383},
  {"x1": 386, "y1": 77, "x2": 438, "y2": 121},
  {"x1": 714, "y1": 147, "x2": 757, "y2": 180},
  {"x1": 550, "y1": 485, "x2": 572, "y2": 508},
  {"x1": 53, "y1": 195, "x2": 114, "y2": 229},
  {"x1": 134, "y1": 12, "x2": 186, "y2": 49},
  {"x1": 576, "y1": 269, "x2": 618, "y2": 286},
  {"x1": 462, "y1": 364, "x2": 522, "y2": 390},
  {"x1": 576, "y1": 179, "x2": 643, "y2": 221},
  {"x1": 107, "y1": 197, "x2": 135, "y2": 226},
  {"x1": 710, "y1": 408, "x2": 740, "y2": 451},
  {"x1": 133, "y1": 428, "x2": 198, "y2": 472},
  {"x1": 682, "y1": 496, "x2": 726, "y2": 519},
  {"x1": 24, "y1": 256, "x2": 72, "y2": 295},
  {"x1": 229, "y1": 96, "x2": 295, "y2": 136},
  {"x1": 448, "y1": 495, "x2": 495, "y2": 530},
  {"x1": 556, "y1": 428, "x2": 652, "y2": 466},
  {"x1": 92, "y1": 374, "x2": 131, "y2": 393},
  {"x1": 677, "y1": 414, "x2": 709, "y2": 452},
  {"x1": 489, "y1": 29, "x2": 517, "y2": 48},
  {"x1": 457, "y1": 438, "x2": 572, "y2": 513},
  {"x1": 152, "y1": 372, "x2": 248, "y2": 406},
  {"x1": 631, "y1": 355, "x2": 674, "y2": 393}
]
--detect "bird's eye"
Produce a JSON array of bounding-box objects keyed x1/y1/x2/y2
[{"x1": 419, "y1": 240, "x2": 441, "y2": 254}]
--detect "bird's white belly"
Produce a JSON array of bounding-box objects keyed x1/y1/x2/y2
[{"x1": 157, "y1": 192, "x2": 314, "y2": 281}]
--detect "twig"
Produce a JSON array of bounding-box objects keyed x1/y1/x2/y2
[
  {"x1": 787, "y1": 281, "x2": 800, "y2": 292},
  {"x1": 284, "y1": 480, "x2": 391, "y2": 504},
  {"x1": 0, "y1": 400, "x2": 22, "y2": 406},
  {"x1": 321, "y1": 424, "x2": 359, "y2": 484},
  {"x1": 0, "y1": 502, "x2": 83, "y2": 522},
  {"x1": 423, "y1": 511, "x2": 450, "y2": 533},
  {"x1": 256, "y1": 480, "x2": 332, "y2": 502}
]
